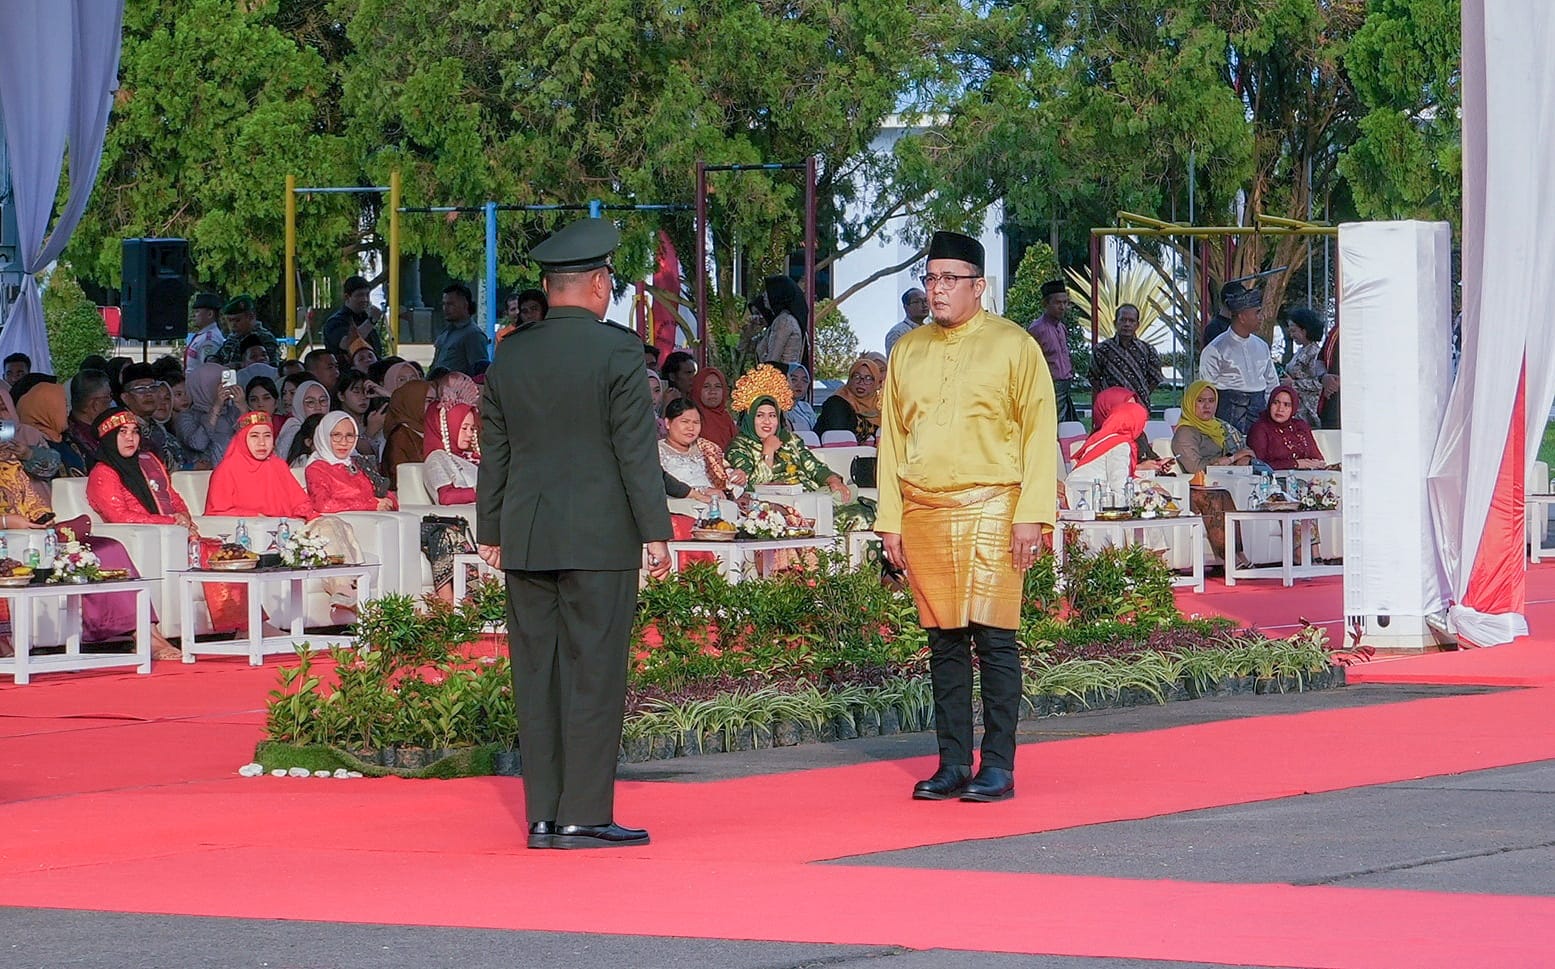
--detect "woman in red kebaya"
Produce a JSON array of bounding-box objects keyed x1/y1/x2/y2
[{"x1": 304, "y1": 411, "x2": 396, "y2": 513}]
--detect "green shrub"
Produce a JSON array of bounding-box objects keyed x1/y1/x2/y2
[{"x1": 43, "y1": 267, "x2": 114, "y2": 380}]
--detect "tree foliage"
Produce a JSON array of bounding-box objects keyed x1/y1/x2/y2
[
  {"x1": 43, "y1": 268, "x2": 114, "y2": 381},
  {"x1": 1338, "y1": 0, "x2": 1461, "y2": 222}
]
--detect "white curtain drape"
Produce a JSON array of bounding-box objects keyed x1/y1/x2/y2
[
  {"x1": 0, "y1": 0, "x2": 126, "y2": 373},
  {"x1": 1427, "y1": 0, "x2": 1555, "y2": 646}
]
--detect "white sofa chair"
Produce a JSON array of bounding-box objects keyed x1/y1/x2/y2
[{"x1": 812, "y1": 445, "x2": 877, "y2": 503}]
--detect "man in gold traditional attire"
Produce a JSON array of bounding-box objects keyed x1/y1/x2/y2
[{"x1": 876, "y1": 230, "x2": 1058, "y2": 803}]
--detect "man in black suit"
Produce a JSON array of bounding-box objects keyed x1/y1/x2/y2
[{"x1": 477, "y1": 218, "x2": 672, "y2": 850}]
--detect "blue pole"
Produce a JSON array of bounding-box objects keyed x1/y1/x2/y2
[
  {"x1": 588, "y1": 199, "x2": 602, "y2": 219},
  {"x1": 484, "y1": 200, "x2": 498, "y2": 345}
]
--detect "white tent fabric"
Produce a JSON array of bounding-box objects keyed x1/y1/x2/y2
[
  {"x1": 1427, "y1": 0, "x2": 1555, "y2": 646},
  {"x1": 0, "y1": 0, "x2": 126, "y2": 373}
]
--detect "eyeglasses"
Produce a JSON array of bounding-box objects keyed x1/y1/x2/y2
[
  {"x1": 850, "y1": 371, "x2": 877, "y2": 382},
  {"x1": 328, "y1": 431, "x2": 358, "y2": 441},
  {"x1": 920, "y1": 272, "x2": 982, "y2": 290},
  {"x1": 125, "y1": 381, "x2": 166, "y2": 394}
]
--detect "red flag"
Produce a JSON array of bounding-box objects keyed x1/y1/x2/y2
[{"x1": 651, "y1": 230, "x2": 681, "y2": 363}]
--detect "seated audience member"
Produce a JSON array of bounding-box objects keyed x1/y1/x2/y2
[
  {"x1": 658, "y1": 398, "x2": 741, "y2": 502},
  {"x1": 362, "y1": 395, "x2": 390, "y2": 464},
  {"x1": 1170, "y1": 381, "x2": 1252, "y2": 570},
  {"x1": 646, "y1": 369, "x2": 667, "y2": 438},
  {"x1": 419, "y1": 402, "x2": 480, "y2": 600},
  {"x1": 278, "y1": 358, "x2": 304, "y2": 380},
  {"x1": 813, "y1": 355, "x2": 882, "y2": 443},
  {"x1": 783, "y1": 362, "x2": 816, "y2": 433},
  {"x1": 382, "y1": 360, "x2": 419, "y2": 394},
  {"x1": 105, "y1": 357, "x2": 134, "y2": 401},
  {"x1": 304, "y1": 347, "x2": 341, "y2": 395},
  {"x1": 1248, "y1": 386, "x2": 1326, "y2": 471},
  {"x1": 0, "y1": 425, "x2": 179, "y2": 660},
  {"x1": 16, "y1": 379, "x2": 85, "y2": 475},
  {"x1": 644, "y1": 342, "x2": 661, "y2": 372},
  {"x1": 690, "y1": 367, "x2": 737, "y2": 452},
  {"x1": 3, "y1": 352, "x2": 29, "y2": 385},
  {"x1": 246, "y1": 376, "x2": 284, "y2": 433},
  {"x1": 278, "y1": 371, "x2": 310, "y2": 418},
  {"x1": 660, "y1": 350, "x2": 696, "y2": 410},
  {"x1": 723, "y1": 368, "x2": 850, "y2": 502},
  {"x1": 0, "y1": 377, "x2": 62, "y2": 485},
  {"x1": 66, "y1": 369, "x2": 115, "y2": 469},
  {"x1": 422, "y1": 403, "x2": 479, "y2": 505},
  {"x1": 237, "y1": 334, "x2": 272, "y2": 367},
  {"x1": 349, "y1": 339, "x2": 378, "y2": 375},
  {"x1": 152, "y1": 378, "x2": 190, "y2": 471},
  {"x1": 1090, "y1": 385, "x2": 1160, "y2": 461},
  {"x1": 206, "y1": 412, "x2": 362, "y2": 621},
  {"x1": 380, "y1": 379, "x2": 433, "y2": 487},
  {"x1": 275, "y1": 379, "x2": 331, "y2": 462},
  {"x1": 117, "y1": 364, "x2": 174, "y2": 471},
  {"x1": 1065, "y1": 394, "x2": 1160, "y2": 501},
  {"x1": 287, "y1": 414, "x2": 325, "y2": 468},
  {"x1": 497, "y1": 288, "x2": 548, "y2": 344},
  {"x1": 173, "y1": 363, "x2": 242, "y2": 468},
  {"x1": 305, "y1": 412, "x2": 395, "y2": 513}
]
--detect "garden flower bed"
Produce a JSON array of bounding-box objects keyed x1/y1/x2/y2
[{"x1": 256, "y1": 542, "x2": 1349, "y2": 778}]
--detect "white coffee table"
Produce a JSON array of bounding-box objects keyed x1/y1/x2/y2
[
  {"x1": 0, "y1": 578, "x2": 158, "y2": 685},
  {"x1": 452, "y1": 552, "x2": 501, "y2": 601},
  {"x1": 665, "y1": 536, "x2": 834, "y2": 583},
  {"x1": 1224, "y1": 509, "x2": 1343, "y2": 586},
  {"x1": 1055, "y1": 515, "x2": 1205, "y2": 592},
  {"x1": 175, "y1": 562, "x2": 380, "y2": 665}
]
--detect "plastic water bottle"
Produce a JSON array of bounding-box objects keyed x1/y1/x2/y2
[
  {"x1": 1123, "y1": 479, "x2": 1136, "y2": 510},
  {"x1": 0, "y1": 535, "x2": 9, "y2": 560},
  {"x1": 277, "y1": 520, "x2": 292, "y2": 548},
  {"x1": 1090, "y1": 479, "x2": 1102, "y2": 511},
  {"x1": 188, "y1": 534, "x2": 201, "y2": 569},
  {"x1": 26, "y1": 546, "x2": 40, "y2": 569},
  {"x1": 235, "y1": 519, "x2": 250, "y2": 550},
  {"x1": 43, "y1": 530, "x2": 56, "y2": 566},
  {"x1": 707, "y1": 497, "x2": 722, "y2": 522}
]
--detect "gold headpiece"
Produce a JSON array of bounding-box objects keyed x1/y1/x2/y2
[
  {"x1": 730, "y1": 364, "x2": 794, "y2": 414},
  {"x1": 96, "y1": 410, "x2": 138, "y2": 439},
  {"x1": 237, "y1": 410, "x2": 271, "y2": 430}
]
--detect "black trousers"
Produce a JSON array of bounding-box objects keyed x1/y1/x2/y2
[
  {"x1": 925, "y1": 624, "x2": 1022, "y2": 771},
  {"x1": 505, "y1": 568, "x2": 638, "y2": 826},
  {"x1": 1054, "y1": 379, "x2": 1079, "y2": 424}
]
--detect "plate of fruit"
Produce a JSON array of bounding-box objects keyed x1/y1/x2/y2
[
  {"x1": 208, "y1": 543, "x2": 260, "y2": 571},
  {"x1": 691, "y1": 520, "x2": 738, "y2": 541},
  {"x1": 0, "y1": 557, "x2": 34, "y2": 586}
]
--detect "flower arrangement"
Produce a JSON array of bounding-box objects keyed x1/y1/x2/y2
[
  {"x1": 1297, "y1": 478, "x2": 1340, "y2": 511},
  {"x1": 737, "y1": 500, "x2": 813, "y2": 539},
  {"x1": 730, "y1": 364, "x2": 794, "y2": 414},
  {"x1": 279, "y1": 528, "x2": 333, "y2": 567},
  {"x1": 1130, "y1": 483, "x2": 1177, "y2": 518},
  {"x1": 49, "y1": 529, "x2": 103, "y2": 583}
]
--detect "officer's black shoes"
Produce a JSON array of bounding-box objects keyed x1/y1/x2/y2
[
  {"x1": 959, "y1": 766, "x2": 1015, "y2": 802},
  {"x1": 527, "y1": 820, "x2": 556, "y2": 849},
  {"x1": 552, "y1": 822, "x2": 651, "y2": 849},
  {"x1": 911, "y1": 764, "x2": 973, "y2": 800}
]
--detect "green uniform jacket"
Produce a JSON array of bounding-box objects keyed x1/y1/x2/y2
[{"x1": 477, "y1": 305, "x2": 673, "y2": 570}]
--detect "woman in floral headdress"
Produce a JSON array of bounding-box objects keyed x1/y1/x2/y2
[
  {"x1": 723, "y1": 365, "x2": 850, "y2": 501},
  {"x1": 419, "y1": 402, "x2": 480, "y2": 601}
]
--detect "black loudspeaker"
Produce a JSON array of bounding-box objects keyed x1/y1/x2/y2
[{"x1": 121, "y1": 238, "x2": 191, "y2": 342}]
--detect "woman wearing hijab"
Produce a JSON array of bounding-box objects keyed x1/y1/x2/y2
[
  {"x1": 0, "y1": 378, "x2": 62, "y2": 487},
  {"x1": 207, "y1": 412, "x2": 363, "y2": 621},
  {"x1": 86, "y1": 408, "x2": 245, "y2": 635},
  {"x1": 1170, "y1": 381, "x2": 1253, "y2": 571},
  {"x1": 16, "y1": 380, "x2": 85, "y2": 475},
  {"x1": 1248, "y1": 385, "x2": 1326, "y2": 471},
  {"x1": 275, "y1": 379, "x2": 330, "y2": 463},
  {"x1": 690, "y1": 367, "x2": 738, "y2": 452},
  {"x1": 723, "y1": 368, "x2": 849, "y2": 501},
  {"x1": 172, "y1": 363, "x2": 242, "y2": 468},
  {"x1": 286, "y1": 414, "x2": 326, "y2": 468},
  {"x1": 813, "y1": 355, "x2": 883, "y2": 443},
  {"x1": 305, "y1": 411, "x2": 396, "y2": 513},
  {"x1": 420, "y1": 402, "x2": 479, "y2": 601},
  {"x1": 434, "y1": 371, "x2": 481, "y2": 409},
  {"x1": 1064, "y1": 394, "x2": 1157, "y2": 500},
  {"x1": 0, "y1": 411, "x2": 181, "y2": 660},
  {"x1": 380, "y1": 379, "x2": 433, "y2": 488},
  {"x1": 382, "y1": 360, "x2": 419, "y2": 395},
  {"x1": 782, "y1": 363, "x2": 816, "y2": 433}
]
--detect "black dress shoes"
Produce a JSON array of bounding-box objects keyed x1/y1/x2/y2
[
  {"x1": 959, "y1": 766, "x2": 1014, "y2": 802},
  {"x1": 527, "y1": 821, "x2": 555, "y2": 849},
  {"x1": 912, "y1": 764, "x2": 972, "y2": 800},
  {"x1": 552, "y1": 822, "x2": 651, "y2": 849}
]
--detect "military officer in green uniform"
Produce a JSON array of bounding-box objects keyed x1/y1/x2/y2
[{"x1": 476, "y1": 218, "x2": 673, "y2": 850}]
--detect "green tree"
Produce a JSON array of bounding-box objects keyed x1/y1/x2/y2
[
  {"x1": 65, "y1": 0, "x2": 358, "y2": 302},
  {"x1": 813, "y1": 310, "x2": 859, "y2": 382},
  {"x1": 1004, "y1": 242, "x2": 1061, "y2": 327},
  {"x1": 43, "y1": 267, "x2": 114, "y2": 381},
  {"x1": 1338, "y1": 0, "x2": 1461, "y2": 223}
]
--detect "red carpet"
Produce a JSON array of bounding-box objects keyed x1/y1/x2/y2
[{"x1": 5, "y1": 577, "x2": 1555, "y2": 966}]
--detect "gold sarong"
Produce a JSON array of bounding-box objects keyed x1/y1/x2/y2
[{"x1": 899, "y1": 481, "x2": 1022, "y2": 630}]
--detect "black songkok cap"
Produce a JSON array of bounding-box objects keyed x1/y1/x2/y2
[
  {"x1": 925, "y1": 231, "x2": 984, "y2": 273},
  {"x1": 1225, "y1": 285, "x2": 1264, "y2": 312},
  {"x1": 1040, "y1": 280, "x2": 1066, "y2": 298}
]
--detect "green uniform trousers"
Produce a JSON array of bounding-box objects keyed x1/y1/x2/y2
[{"x1": 505, "y1": 568, "x2": 638, "y2": 826}]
